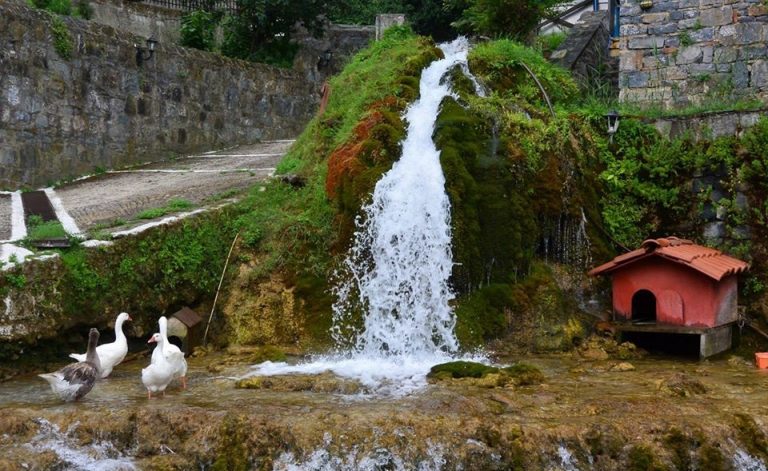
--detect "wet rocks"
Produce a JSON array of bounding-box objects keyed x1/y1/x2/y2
[
  {"x1": 576, "y1": 335, "x2": 646, "y2": 361},
  {"x1": 427, "y1": 361, "x2": 545, "y2": 388},
  {"x1": 657, "y1": 373, "x2": 708, "y2": 397},
  {"x1": 235, "y1": 372, "x2": 364, "y2": 394}
]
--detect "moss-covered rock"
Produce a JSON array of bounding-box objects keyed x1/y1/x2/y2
[{"x1": 427, "y1": 360, "x2": 544, "y2": 388}]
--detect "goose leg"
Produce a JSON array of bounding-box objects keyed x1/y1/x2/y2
[
  {"x1": 147, "y1": 390, "x2": 152, "y2": 399},
  {"x1": 181, "y1": 376, "x2": 187, "y2": 389}
]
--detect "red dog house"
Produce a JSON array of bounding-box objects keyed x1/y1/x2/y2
[{"x1": 590, "y1": 237, "x2": 749, "y2": 357}]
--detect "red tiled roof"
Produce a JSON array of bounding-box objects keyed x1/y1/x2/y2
[{"x1": 589, "y1": 237, "x2": 749, "y2": 281}]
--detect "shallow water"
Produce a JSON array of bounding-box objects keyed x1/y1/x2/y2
[{"x1": 2, "y1": 352, "x2": 768, "y2": 469}]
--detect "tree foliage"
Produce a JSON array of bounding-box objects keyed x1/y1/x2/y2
[
  {"x1": 448, "y1": 0, "x2": 568, "y2": 40},
  {"x1": 221, "y1": 0, "x2": 328, "y2": 66}
]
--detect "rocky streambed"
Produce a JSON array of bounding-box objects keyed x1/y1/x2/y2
[{"x1": 1, "y1": 348, "x2": 767, "y2": 470}]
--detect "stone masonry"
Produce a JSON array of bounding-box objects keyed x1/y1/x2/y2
[
  {"x1": 617, "y1": 0, "x2": 768, "y2": 108},
  {"x1": 0, "y1": 2, "x2": 373, "y2": 189}
]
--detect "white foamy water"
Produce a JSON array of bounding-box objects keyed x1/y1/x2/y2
[
  {"x1": 249, "y1": 38, "x2": 485, "y2": 395},
  {"x1": 733, "y1": 449, "x2": 768, "y2": 471},
  {"x1": 25, "y1": 418, "x2": 136, "y2": 471},
  {"x1": 273, "y1": 433, "x2": 447, "y2": 471}
]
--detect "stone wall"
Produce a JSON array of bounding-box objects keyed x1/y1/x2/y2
[
  {"x1": 90, "y1": 0, "x2": 182, "y2": 45},
  {"x1": 551, "y1": 11, "x2": 616, "y2": 94},
  {"x1": 617, "y1": 0, "x2": 768, "y2": 108},
  {"x1": 0, "y1": 2, "x2": 373, "y2": 190}
]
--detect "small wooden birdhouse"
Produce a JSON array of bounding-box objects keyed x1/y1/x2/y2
[{"x1": 168, "y1": 306, "x2": 203, "y2": 355}]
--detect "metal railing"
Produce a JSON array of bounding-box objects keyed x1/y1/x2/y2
[{"x1": 131, "y1": 0, "x2": 238, "y2": 13}]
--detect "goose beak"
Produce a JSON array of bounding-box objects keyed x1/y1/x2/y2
[
  {"x1": 147, "y1": 337, "x2": 156, "y2": 344},
  {"x1": 127, "y1": 315, "x2": 133, "y2": 321}
]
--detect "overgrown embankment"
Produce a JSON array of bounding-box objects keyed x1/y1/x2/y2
[{"x1": 3, "y1": 29, "x2": 768, "y2": 367}]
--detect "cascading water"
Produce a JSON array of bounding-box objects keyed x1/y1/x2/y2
[
  {"x1": 331, "y1": 39, "x2": 472, "y2": 358},
  {"x1": 248, "y1": 37, "x2": 484, "y2": 395}
]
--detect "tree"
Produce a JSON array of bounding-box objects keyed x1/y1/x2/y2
[
  {"x1": 448, "y1": 0, "x2": 568, "y2": 41},
  {"x1": 221, "y1": 0, "x2": 329, "y2": 67}
]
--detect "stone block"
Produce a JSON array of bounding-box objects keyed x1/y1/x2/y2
[
  {"x1": 621, "y1": 24, "x2": 647, "y2": 35},
  {"x1": 715, "y1": 63, "x2": 732, "y2": 72},
  {"x1": 702, "y1": 46, "x2": 714, "y2": 63},
  {"x1": 739, "y1": 46, "x2": 768, "y2": 60},
  {"x1": 628, "y1": 35, "x2": 667, "y2": 49},
  {"x1": 752, "y1": 60, "x2": 768, "y2": 88},
  {"x1": 689, "y1": 63, "x2": 716, "y2": 74},
  {"x1": 748, "y1": 5, "x2": 768, "y2": 16},
  {"x1": 700, "y1": 6, "x2": 733, "y2": 26},
  {"x1": 642, "y1": 12, "x2": 671, "y2": 24},
  {"x1": 620, "y1": 51, "x2": 645, "y2": 71},
  {"x1": 650, "y1": 23, "x2": 679, "y2": 34},
  {"x1": 663, "y1": 66, "x2": 688, "y2": 80},
  {"x1": 676, "y1": 45, "x2": 704, "y2": 64},
  {"x1": 690, "y1": 27, "x2": 715, "y2": 42},
  {"x1": 734, "y1": 22, "x2": 763, "y2": 44},
  {"x1": 627, "y1": 71, "x2": 650, "y2": 88},
  {"x1": 666, "y1": 37, "x2": 681, "y2": 47},
  {"x1": 714, "y1": 46, "x2": 738, "y2": 63}
]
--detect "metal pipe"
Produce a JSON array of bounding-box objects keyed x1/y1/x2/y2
[{"x1": 519, "y1": 61, "x2": 555, "y2": 118}]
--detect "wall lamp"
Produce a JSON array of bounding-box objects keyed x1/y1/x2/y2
[
  {"x1": 606, "y1": 110, "x2": 620, "y2": 142},
  {"x1": 135, "y1": 37, "x2": 158, "y2": 67},
  {"x1": 640, "y1": 0, "x2": 653, "y2": 10},
  {"x1": 317, "y1": 48, "x2": 333, "y2": 69}
]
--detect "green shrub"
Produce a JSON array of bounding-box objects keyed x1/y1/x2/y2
[
  {"x1": 49, "y1": 14, "x2": 72, "y2": 59},
  {"x1": 180, "y1": 10, "x2": 219, "y2": 51}
]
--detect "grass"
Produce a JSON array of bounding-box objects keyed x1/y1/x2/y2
[
  {"x1": 27, "y1": 219, "x2": 67, "y2": 241},
  {"x1": 136, "y1": 199, "x2": 195, "y2": 220}
]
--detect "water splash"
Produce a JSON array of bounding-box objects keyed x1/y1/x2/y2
[
  {"x1": 25, "y1": 418, "x2": 136, "y2": 471},
  {"x1": 556, "y1": 444, "x2": 580, "y2": 471},
  {"x1": 248, "y1": 38, "x2": 485, "y2": 395},
  {"x1": 273, "y1": 434, "x2": 447, "y2": 471},
  {"x1": 733, "y1": 449, "x2": 768, "y2": 471}
]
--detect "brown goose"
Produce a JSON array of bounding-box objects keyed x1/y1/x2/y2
[{"x1": 39, "y1": 328, "x2": 100, "y2": 402}]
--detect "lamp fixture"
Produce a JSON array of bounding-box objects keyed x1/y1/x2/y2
[
  {"x1": 640, "y1": 0, "x2": 653, "y2": 10},
  {"x1": 135, "y1": 37, "x2": 158, "y2": 67},
  {"x1": 317, "y1": 48, "x2": 333, "y2": 69},
  {"x1": 606, "y1": 110, "x2": 620, "y2": 142}
]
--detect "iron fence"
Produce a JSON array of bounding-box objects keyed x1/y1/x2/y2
[{"x1": 131, "y1": 0, "x2": 239, "y2": 13}]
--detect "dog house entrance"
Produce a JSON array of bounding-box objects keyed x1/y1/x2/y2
[{"x1": 632, "y1": 289, "x2": 656, "y2": 324}]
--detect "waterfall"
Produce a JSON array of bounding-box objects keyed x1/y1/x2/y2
[
  {"x1": 247, "y1": 38, "x2": 484, "y2": 395},
  {"x1": 331, "y1": 38, "x2": 477, "y2": 357}
]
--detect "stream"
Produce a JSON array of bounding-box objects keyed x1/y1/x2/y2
[{"x1": 1, "y1": 351, "x2": 767, "y2": 469}]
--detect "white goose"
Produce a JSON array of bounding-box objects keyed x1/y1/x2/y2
[
  {"x1": 141, "y1": 333, "x2": 179, "y2": 399},
  {"x1": 40, "y1": 328, "x2": 101, "y2": 402},
  {"x1": 158, "y1": 316, "x2": 188, "y2": 389},
  {"x1": 70, "y1": 312, "x2": 132, "y2": 379}
]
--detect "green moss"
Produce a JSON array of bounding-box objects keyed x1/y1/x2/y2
[
  {"x1": 627, "y1": 445, "x2": 663, "y2": 471},
  {"x1": 49, "y1": 14, "x2": 72, "y2": 59},
  {"x1": 500, "y1": 362, "x2": 544, "y2": 385},
  {"x1": 733, "y1": 413, "x2": 768, "y2": 461},
  {"x1": 663, "y1": 428, "x2": 694, "y2": 471},
  {"x1": 427, "y1": 361, "x2": 499, "y2": 379},
  {"x1": 211, "y1": 414, "x2": 249, "y2": 471},
  {"x1": 454, "y1": 284, "x2": 513, "y2": 347},
  {"x1": 469, "y1": 39, "x2": 578, "y2": 108}
]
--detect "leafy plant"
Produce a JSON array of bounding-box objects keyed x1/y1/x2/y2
[
  {"x1": 180, "y1": 10, "x2": 219, "y2": 51},
  {"x1": 220, "y1": 0, "x2": 327, "y2": 67},
  {"x1": 448, "y1": 0, "x2": 569, "y2": 41},
  {"x1": 49, "y1": 14, "x2": 72, "y2": 59},
  {"x1": 679, "y1": 31, "x2": 693, "y2": 47}
]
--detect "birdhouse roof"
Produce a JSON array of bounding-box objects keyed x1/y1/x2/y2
[
  {"x1": 171, "y1": 306, "x2": 203, "y2": 328},
  {"x1": 589, "y1": 237, "x2": 749, "y2": 281}
]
